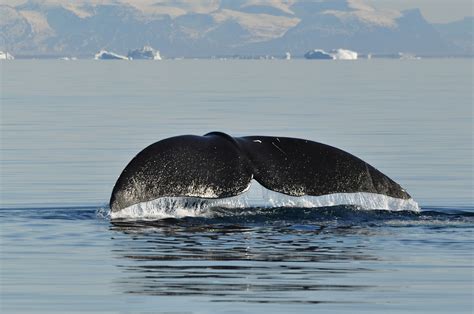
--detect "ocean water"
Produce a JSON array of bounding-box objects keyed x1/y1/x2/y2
[{"x1": 0, "y1": 59, "x2": 473, "y2": 313}]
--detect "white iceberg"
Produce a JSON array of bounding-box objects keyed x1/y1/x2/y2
[
  {"x1": 0, "y1": 51, "x2": 14, "y2": 60},
  {"x1": 94, "y1": 50, "x2": 128, "y2": 60},
  {"x1": 304, "y1": 48, "x2": 358, "y2": 60},
  {"x1": 331, "y1": 49, "x2": 358, "y2": 60},
  {"x1": 127, "y1": 46, "x2": 162, "y2": 60}
]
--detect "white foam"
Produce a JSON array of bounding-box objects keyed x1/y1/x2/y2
[{"x1": 111, "y1": 180, "x2": 419, "y2": 219}]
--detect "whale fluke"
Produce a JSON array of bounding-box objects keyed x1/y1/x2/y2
[{"x1": 110, "y1": 132, "x2": 413, "y2": 212}]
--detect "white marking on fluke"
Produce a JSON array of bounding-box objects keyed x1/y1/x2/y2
[
  {"x1": 253, "y1": 140, "x2": 262, "y2": 143},
  {"x1": 111, "y1": 180, "x2": 420, "y2": 220}
]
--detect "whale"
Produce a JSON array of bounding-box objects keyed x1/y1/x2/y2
[{"x1": 110, "y1": 132, "x2": 418, "y2": 215}]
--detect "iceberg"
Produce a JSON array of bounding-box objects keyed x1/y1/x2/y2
[
  {"x1": 94, "y1": 50, "x2": 128, "y2": 60},
  {"x1": 127, "y1": 46, "x2": 162, "y2": 60},
  {"x1": 304, "y1": 48, "x2": 358, "y2": 60},
  {"x1": 0, "y1": 51, "x2": 14, "y2": 60},
  {"x1": 331, "y1": 49, "x2": 358, "y2": 60},
  {"x1": 304, "y1": 49, "x2": 333, "y2": 60}
]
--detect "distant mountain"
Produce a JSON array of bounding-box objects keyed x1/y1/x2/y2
[
  {"x1": 0, "y1": 0, "x2": 472, "y2": 57},
  {"x1": 434, "y1": 17, "x2": 474, "y2": 56}
]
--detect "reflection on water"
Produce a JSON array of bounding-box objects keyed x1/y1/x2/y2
[
  {"x1": 1, "y1": 206, "x2": 472, "y2": 312},
  {"x1": 108, "y1": 207, "x2": 473, "y2": 304},
  {"x1": 111, "y1": 222, "x2": 375, "y2": 303}
]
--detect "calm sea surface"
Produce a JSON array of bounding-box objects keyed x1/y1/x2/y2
[{"x1": 1, "y1": 59, "x2": 473, "y2": 313}]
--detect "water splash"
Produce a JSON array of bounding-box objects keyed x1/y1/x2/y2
[
  {"x1": 110, "y1": 180, "x2": 419, "y2": 220},
  {"x1": 96, "y1": 206, "x2": 111, "y2": 220}
]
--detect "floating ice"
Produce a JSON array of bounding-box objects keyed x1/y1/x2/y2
[
  {"x1": 304, "y1": 49, "x2": 358, "y2": 60},
  {"x1": 127, "y1": 46, "x2": 162, "y2": 60},
  {"x1": 304, "y1": 49, "x2": 333, "y2": 60},
  {"x1": 331, "y1": 49, "x2": 358, "y2": 60},
  {"x1": 0, "y1": 51, "x2": 14, "y2": 60},
  {"x1": 94, "y1": 50, "x2": 128, "y2": 60}
]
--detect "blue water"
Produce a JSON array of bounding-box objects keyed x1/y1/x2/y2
[{"x1": 1, "y1": 59, "x2": 473, "y2": 313}]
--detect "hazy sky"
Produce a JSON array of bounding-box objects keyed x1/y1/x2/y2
[{"x1": 4, "y1": 0, "x2": 473, "y2": 23}]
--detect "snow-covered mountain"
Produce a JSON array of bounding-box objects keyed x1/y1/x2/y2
[{"x1": 0, "y1": 0, "x2": 471, "y2": 57}]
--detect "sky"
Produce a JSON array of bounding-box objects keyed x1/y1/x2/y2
[{"x1": 3, "y1": 0, "x2": 473, "y2": 23}]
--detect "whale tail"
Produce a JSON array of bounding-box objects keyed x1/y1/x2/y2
[{"x1": 110, "y1": 132, "x2": 413, "y2": 212}]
